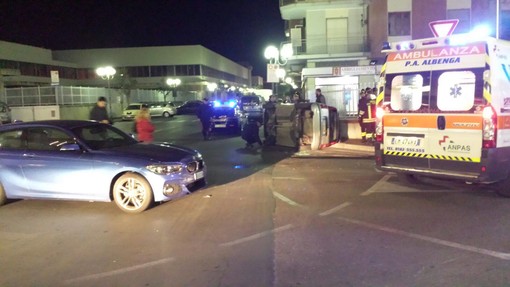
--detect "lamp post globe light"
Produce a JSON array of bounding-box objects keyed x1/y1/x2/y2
[
  {"x1": 207, "y1": 82, "x2": 218, "y2": 99},
  {"x1": 166, "y1": 78, "x2": 181, "y2": 101},
  {"x1": 264, "y1": 43, "x2": 293, "y2": 96},
  {"x1": 96, "y1": 66, "x2": 116, "y2": 118}
]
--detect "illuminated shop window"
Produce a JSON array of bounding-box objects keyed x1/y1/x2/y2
[{"x1": 437, "y1": 71, "x2": 475, "y2": 111}]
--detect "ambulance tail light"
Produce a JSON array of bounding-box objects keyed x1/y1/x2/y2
[
  {"x1": 482, "y1": 105, "x2": 497, "y2": 148},
  {"x1": 375, "y1": 107, "x2": 385, "y2": 143}
]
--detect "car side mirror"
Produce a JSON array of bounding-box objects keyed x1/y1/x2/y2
[{"x1": 60, "y1": 143, "x2": 81, "y2": 151}]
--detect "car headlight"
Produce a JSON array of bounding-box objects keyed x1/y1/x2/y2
[{"x1": 146, "y1": 164, "x2": 183, "y2": 175}]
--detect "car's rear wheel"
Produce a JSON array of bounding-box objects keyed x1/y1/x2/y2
[
  {"x1": 163, "y1": 112, "x2": 170, "y2": 118},
  {"x1": 113, "y1": 173, "x2": 153, "y2": 213},
  {"x1": 0, "y1": 183, "x2": 6, "y2": 206}
]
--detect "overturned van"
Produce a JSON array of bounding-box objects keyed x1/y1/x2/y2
[{"x1": 374, "y1": 28, "x2": 510, "y2": 196}]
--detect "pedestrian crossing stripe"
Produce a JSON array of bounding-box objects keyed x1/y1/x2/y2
[{"x1": 384, "y1": 150, "x2": 480, "y2": 162}]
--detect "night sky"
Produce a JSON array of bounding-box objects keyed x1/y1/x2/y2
[{"x1": 0, "y1": 0, "x2": 286, "y2": 76}]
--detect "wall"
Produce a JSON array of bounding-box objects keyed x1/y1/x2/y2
[
  {"x1": 412, "y1": 0, "x2": 447, "y2": 39},
  {"x1": 368, "y1": 0, "x2": 388, "y2": 60},
  {"x1": 11, "y1": 106, "x2": 60, "y2": 122}
]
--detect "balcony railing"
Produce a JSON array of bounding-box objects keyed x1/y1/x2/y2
[
  {"x1": 284, "y1": 34, "x2": 370, "y2": 57},
  {"x1": 280, "y1": 0, "x2": 366, "y2": 6}
]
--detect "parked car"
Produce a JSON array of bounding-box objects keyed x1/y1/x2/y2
[
  {"x1": 122, "y1": 103, "x2": 148, "y2": 121},
  {"x1": 0, "y1": 120, "x2": 206, "y2": 213},
  {"x1": 176, "y1": 100, "x2": 203, "y2": 115},
  {"x1": 0, "y1": 102, "x2": 11, "y2": 123},
  {"x1": 148, "y1": 102, "x2": 177, "y2": 118}
]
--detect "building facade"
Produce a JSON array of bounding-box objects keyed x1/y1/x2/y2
[
  {"x1": 279, "y1": 0, "x2": 510, "y2": 118},
  {"x1": 0, "y1": 40, "x2": 253, "y2": 106}
]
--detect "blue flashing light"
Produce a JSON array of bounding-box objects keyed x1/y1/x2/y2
[
  {"x1": 448, "y1": 25, "x2": 491, "y2": 46},
  {"x1": 228, "y1": 101, "x2": 236, "y2": 108},
  {"x1": 213, "y1": 100, "x2": 221, "y2": 107}
]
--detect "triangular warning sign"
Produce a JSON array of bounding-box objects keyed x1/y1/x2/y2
[{"x1": 429, "y1": 19, "x2": 459, "y2": 37}]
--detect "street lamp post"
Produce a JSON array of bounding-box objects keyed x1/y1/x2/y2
[
  {"x1": 96, "y1": 66, "x2": 116, "y2": 118},
  {"x1": 166, "y1": 78, "x2": 181, "y2": 102},
  {"x1": 264, "y1": 43, "x2": 293, "y2": 96}
]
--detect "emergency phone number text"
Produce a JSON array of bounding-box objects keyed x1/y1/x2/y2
[{"x1": 386, "y1": 146, "x2": 425, "y2": 153}]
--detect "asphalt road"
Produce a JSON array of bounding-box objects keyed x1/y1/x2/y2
[{"x1": 2, "y1": 115, "x2": 510, "y2": 286}]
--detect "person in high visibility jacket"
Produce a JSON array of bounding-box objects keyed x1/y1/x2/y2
[{"x1": 358, "y1": 88, "x2": 376, "y2": 143}]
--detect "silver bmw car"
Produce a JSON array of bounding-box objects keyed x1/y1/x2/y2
[{"x1": 0, "y1": 120, "x2": 206, "y2": 213}]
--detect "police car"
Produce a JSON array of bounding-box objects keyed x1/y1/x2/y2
[{"x1": 211, "y1": 100, "x2": 242, "y2": 134}]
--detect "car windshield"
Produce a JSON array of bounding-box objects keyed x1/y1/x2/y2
[
  {"x1": 126, "y1": 104, "x2": 146, "y2": 110},
  {"x1": 241, "y1": 97, "x2": 260, "y2": 105},
  {"x1": 71, "y1": 124, "x2": 138, "y2": 150}
]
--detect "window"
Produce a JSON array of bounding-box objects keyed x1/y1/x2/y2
[
  {"x1": 390, "y1": 74, "x2": 423, "y2": 111},
  {"x1": 388, "y1": 12, "x2": 411, "y2": 36},
  {"x1": 447, "y1": 9, "x2": 470, "y2": 34},
  {"x1": 26, "y1": 128, "x2": 74, "y2": 151},
  {"x1": 0, "y1": 129, "x2": 24, "y2": 150},
  {"x1": 437, "y1": 71, "x2": 475, "y2": 111}
]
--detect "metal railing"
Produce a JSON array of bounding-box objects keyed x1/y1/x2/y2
[
  {"x1": 4, "y1": 86, "x2": 168, "y2": 107},
  {"x1": 285, "y1": 35, "x2": 370, "y2": 56},
  {"x1": 280, "y1": 0, "x2": 366, "y2": 6}
]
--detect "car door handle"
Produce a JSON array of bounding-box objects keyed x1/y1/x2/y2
[{"x1": 437, "y1": 115, "x2": 446, "y2": 130}]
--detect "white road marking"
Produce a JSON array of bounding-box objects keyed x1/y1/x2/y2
[
  {"x1": 360, "y1": 174, "x2": 392, "y2": 196},
  {"x1": 219, "y1": 224, "x2": 294, "y2": 247},
  {"x1": 337, "y1": 216, "x2": 510, "y2": 260},
  {"x1": 272, "y1": 177, "x2": 307, "y2": 180},
  {"x1": 64, "y1": 257, "x2": 175, "y2": 284},
  {"x1": 319, "y1": 202, "x2": 352, "y2": 216},
  {"x1": 273, "y1": 191, "x2": 305, "y2": 208}
]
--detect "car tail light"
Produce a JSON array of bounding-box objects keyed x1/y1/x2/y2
[
  {"x1": 482, "y1": 105, "x2": 497, "y2": 148},
  {"x1": 375, "y1": 107, "x2": 385, "y2": 143}
]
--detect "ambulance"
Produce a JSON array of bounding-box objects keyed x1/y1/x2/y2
[{"x1": 374, "y1": 21, "x2": 510, "y2": 196}]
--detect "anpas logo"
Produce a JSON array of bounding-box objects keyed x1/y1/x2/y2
[{"x1": 438, "y1": 136, "x2": 471, "y2": 153}]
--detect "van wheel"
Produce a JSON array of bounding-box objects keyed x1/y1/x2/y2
[
  {"x1": 0, "y1": 183, "x2": 6, "y2": 206},
  {"x1": 493, "y1": 177, "x2": 510, "y2": 197},
  {"x1": 397, "y1": 173, "x2": 419, "y2": 185}
]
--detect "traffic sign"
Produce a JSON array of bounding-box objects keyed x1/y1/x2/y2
[{"x1": 429, "y1": 19, "x2": 459, "y2": 37}]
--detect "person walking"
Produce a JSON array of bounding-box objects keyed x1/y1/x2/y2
[
  {"x1": 197, "y1": 98, "x2": 214, "y2": 140},
  {"x1": 90, "y1": 96, "x2": 110, "y2": 124},
  {"x1": 135, "y1": 107, "x2": 155, "y2": 143},
  {"x1": 315, "y1": 88, "x2": 326, "y2": 105}
]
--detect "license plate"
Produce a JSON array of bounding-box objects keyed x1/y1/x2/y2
[
  {"x1": 215, "y1": 124, "x2": 227, "y2": 128},
  {"x1": 194, "y1": 171, "x2": 204, "y2": 180}
]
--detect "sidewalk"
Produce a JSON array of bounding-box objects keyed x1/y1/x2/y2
[{"x1": 292, "y1": 139, "x2": 375, "y2": 158}]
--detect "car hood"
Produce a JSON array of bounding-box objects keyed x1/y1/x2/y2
[{"x1": 102, "y1": 142, "x2": 201, "y2": 163}]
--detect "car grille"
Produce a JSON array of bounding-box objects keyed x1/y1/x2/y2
[{"x1": 186, "y1": 160, "x2": 204, "y2": 173}]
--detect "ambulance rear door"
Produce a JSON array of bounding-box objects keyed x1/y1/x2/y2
[{"x1": 382, "y1": 48, "x2": 486, "y2": 177}]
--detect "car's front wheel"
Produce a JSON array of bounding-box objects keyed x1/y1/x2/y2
[
  {"x1": 163, "y1": 112, "x2": 170, "y2": 118},
  {"x1": 113, "y1": 173, "x2": 153, "y2": 213}
]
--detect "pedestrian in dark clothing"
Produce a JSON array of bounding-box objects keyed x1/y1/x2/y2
[
  {"x1": 242, "y1": 118, "x2": 263, "y2": 148},
  {"x1": 197, "y1": 98, "x2": 214, "y2": 140},
  {"x1": 358, "y1": 89, "x2": 372, "y2": 143},
  {"x1": 315, "y1": 88, "x2": 326, "y2": 105},
  {"x1": 263, "y1": 95, "x2": 277, "y2": 145},
  {"x1": 90, "y1": 96, "x2": 110, "y2": 124}
]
